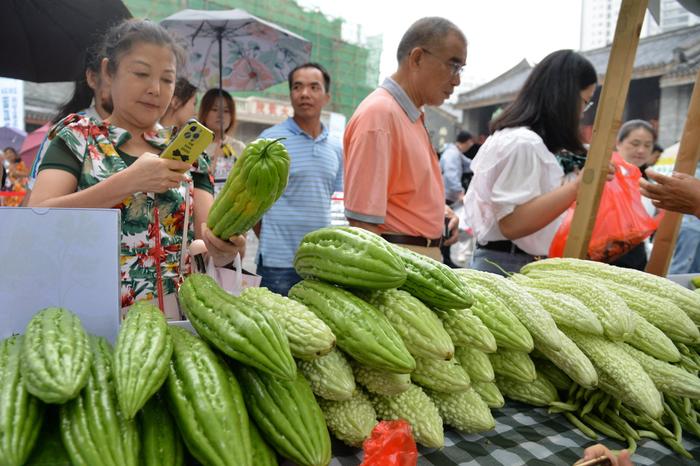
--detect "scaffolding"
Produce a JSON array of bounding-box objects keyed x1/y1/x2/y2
[{"x1": 125, "y1": 0, "x2": 382, "y2": 118}]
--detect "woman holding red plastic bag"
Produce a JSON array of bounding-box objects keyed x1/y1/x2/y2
[
  {"x1": 464, "y1": 50, "x2": 604, "y2": 275},
  {"x1": 549, "y1": 120, "x2": 661, "y2": 268},
  {"x1": 607, "y1": 120, "x2": 659, "y2": 270}
]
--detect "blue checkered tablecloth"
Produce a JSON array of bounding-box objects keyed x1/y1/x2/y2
[{"x1": 328, "y1": 402, "x2": 700, "y2": 465}]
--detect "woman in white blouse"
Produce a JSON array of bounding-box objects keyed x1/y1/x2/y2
[{"x1": 464, "y1": 50, "x2": 598, "y2": 274}]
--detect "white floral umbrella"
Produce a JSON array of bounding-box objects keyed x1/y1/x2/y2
[{"x1": 161, "y1": 9, "x2": 312, "y2": 92}]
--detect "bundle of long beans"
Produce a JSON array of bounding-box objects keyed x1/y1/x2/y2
[{"x1": 550, "y1": 344, "x2": 700, "y2": 460}]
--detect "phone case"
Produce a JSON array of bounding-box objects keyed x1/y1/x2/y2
[{"x1": 160, "y1": 119, "x2": 214, "y2": 165}]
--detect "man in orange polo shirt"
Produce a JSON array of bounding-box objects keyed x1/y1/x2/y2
[{"x1": 344, "y1": 17, "x2": 466, "y2": 261}]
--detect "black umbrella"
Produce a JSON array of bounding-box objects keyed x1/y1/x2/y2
[{"x1": 0, "y1": 0, "x2": 131, "y2": 82}]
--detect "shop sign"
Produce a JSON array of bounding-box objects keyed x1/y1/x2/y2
[
  {"x1": 0, "y1": 78, "x2": 24, "y2": 131},
  {"x1": 252, "y1": 99, "x2": 294, "y2": 118}
]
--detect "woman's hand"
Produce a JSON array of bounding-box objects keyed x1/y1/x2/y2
[
  {"x1": 123, "y1": 153, "x2": 191, "y2": 193},
  {"x1": 606, "y1": 161, "x2": 616, "y2": 181},
  {"x1": 201, "y1": 223, "x2": 246, "y2": 267},
  {"x1": 572, "y1": 161, "x2": 616, "y2": 187},
  {"x1": 574, "y1": 444, "x2": 632, "y2": 466}
]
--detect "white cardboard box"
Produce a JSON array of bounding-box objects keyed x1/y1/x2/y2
[
  {"x1": 667, "y1": 273, "x2": 700, "y2": 290},
  {"x1": 0, "y1": 207, "x2": 121, "y2": 342}
]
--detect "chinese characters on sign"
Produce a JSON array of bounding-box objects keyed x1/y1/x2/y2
[
  {"x1": 254, "y1": 100, "x2": 294, "y2": 118},
  {"x1": 0, "y1": 78, "x2": 24, "y2": 131}
]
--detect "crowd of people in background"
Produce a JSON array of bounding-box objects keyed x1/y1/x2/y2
[{"x1": 9, "y1": 13, "x2": 697, "y2": 298}]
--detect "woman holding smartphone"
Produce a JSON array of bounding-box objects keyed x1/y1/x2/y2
[{"x1": 29, "y1": 19, "x2": 245, "y2": 312}]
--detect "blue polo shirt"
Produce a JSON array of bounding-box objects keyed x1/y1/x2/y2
[{"x1": 257, "y1": 117, "x2": 343, "y2": 268}]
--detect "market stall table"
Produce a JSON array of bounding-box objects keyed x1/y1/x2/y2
[{"x1": 328, "y1": 401, "x2": 700, "y2": 465}]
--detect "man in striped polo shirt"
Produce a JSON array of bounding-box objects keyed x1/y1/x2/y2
[{"x1": 255, "y1": 63, "x2": 343, "y2": 295}]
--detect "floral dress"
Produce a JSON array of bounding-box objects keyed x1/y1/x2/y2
[{"x1": 50, "y1": 114, "x2": 212, "y2": 308}]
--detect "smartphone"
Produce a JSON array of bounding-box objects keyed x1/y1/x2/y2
[{"x1": 160, "y1": 118, "x2": 214, "y2": 167}]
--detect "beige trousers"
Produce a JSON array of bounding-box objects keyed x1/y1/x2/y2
[{"x1": 396, "y1": 243, "x2": 443, "y2": 262}]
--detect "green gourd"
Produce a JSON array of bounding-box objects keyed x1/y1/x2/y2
[
  {"x1": 207, "y1": 137, "x2": 290, "y2": 238},
  {"x1": 294, "y1": 226, "x2": 407, "y2": 289},
  {"x1": 164, "y1": 327, "x2": 252, "y2": 466},
  {"x1": 21, "y1": 307, "x2": 91, "y2": 404},
  {"x1": 0, "y1": 336, "x2": 44, "y2": 466},
  {"x1": 114, "y1": 301, "x2": 173, "y2": 419}
]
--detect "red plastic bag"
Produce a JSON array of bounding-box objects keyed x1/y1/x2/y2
[
  {"x1": 361, "y1": 420, "x2": 418, "y2": 466},
  {"x1": 549, "y1": 152, "x2": 662, "y2": 262}
]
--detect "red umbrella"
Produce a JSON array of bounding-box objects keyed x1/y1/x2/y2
[{"x1": 19, "y1": 124, "x2": 49, "y2": 168}]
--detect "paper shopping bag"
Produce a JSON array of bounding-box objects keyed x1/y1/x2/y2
[{"x1": 206, "y1": 253, "x2": 261, "y2": 296}]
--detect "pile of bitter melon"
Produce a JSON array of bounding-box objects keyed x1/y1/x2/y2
[
  {"x1": 288, "y1": 228, "x2": 700, "y2": 459},
  {"x1": 4, "y1": 226, "x2": 700, "y2": 465},
  {"x1": 2, "y1": 297, "x2": 318, "y2": 466},
  {"x1": 287, "y1": 226, "x2": 501, "y2": 450},
  {"x1": 1, "y1": 226, "x2": 500, "y2": 466},
  {"x1": 483, "y1": 259, "x2": 700, "y2": 460}
]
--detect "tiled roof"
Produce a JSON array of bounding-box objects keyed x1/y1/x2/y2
[
  {"x1": 23, "y1": 81, "x2": 74, "y2": 123},
  {"x1": 456, "y1": 24, "x2": 700, "y2": 109},
  {"x1": 583, "y1": 24, "x2": 700, "y2": 77},
  {"x1": 455, "y1": 59, "x2": 532, "y2": 109},
  {"x1": 666, "y1": 57, "x2": 700, "y2": 80},
  {"x1": 663, "y1": 38, "x2": 700, "y2": 84}
]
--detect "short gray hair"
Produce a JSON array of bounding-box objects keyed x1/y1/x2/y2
[{"x1": 396, "y1": 17, "x2": 466, "y2": 63}]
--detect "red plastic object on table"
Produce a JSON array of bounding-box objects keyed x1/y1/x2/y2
[{"x1": 361, "y1": 419, "x2": 418, "y2": 466}]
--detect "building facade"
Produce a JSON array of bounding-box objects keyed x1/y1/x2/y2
[
  {"x1": 660, "y1": 0, "x2": 700, "y2": 32},
  {"x1": 581, "y1": 0, "x2": 699, "y2": 51},
  {"x1": 581, "y1": 0, "x2": 624, "y2": 51}
]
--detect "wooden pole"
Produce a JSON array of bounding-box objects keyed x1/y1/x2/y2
[
  {"x1": 563, "y1": 0, "x2": 648, "y2": 258},
  {"x1": 645, "y1": 67, "x2": 700, "y2": 276}
]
